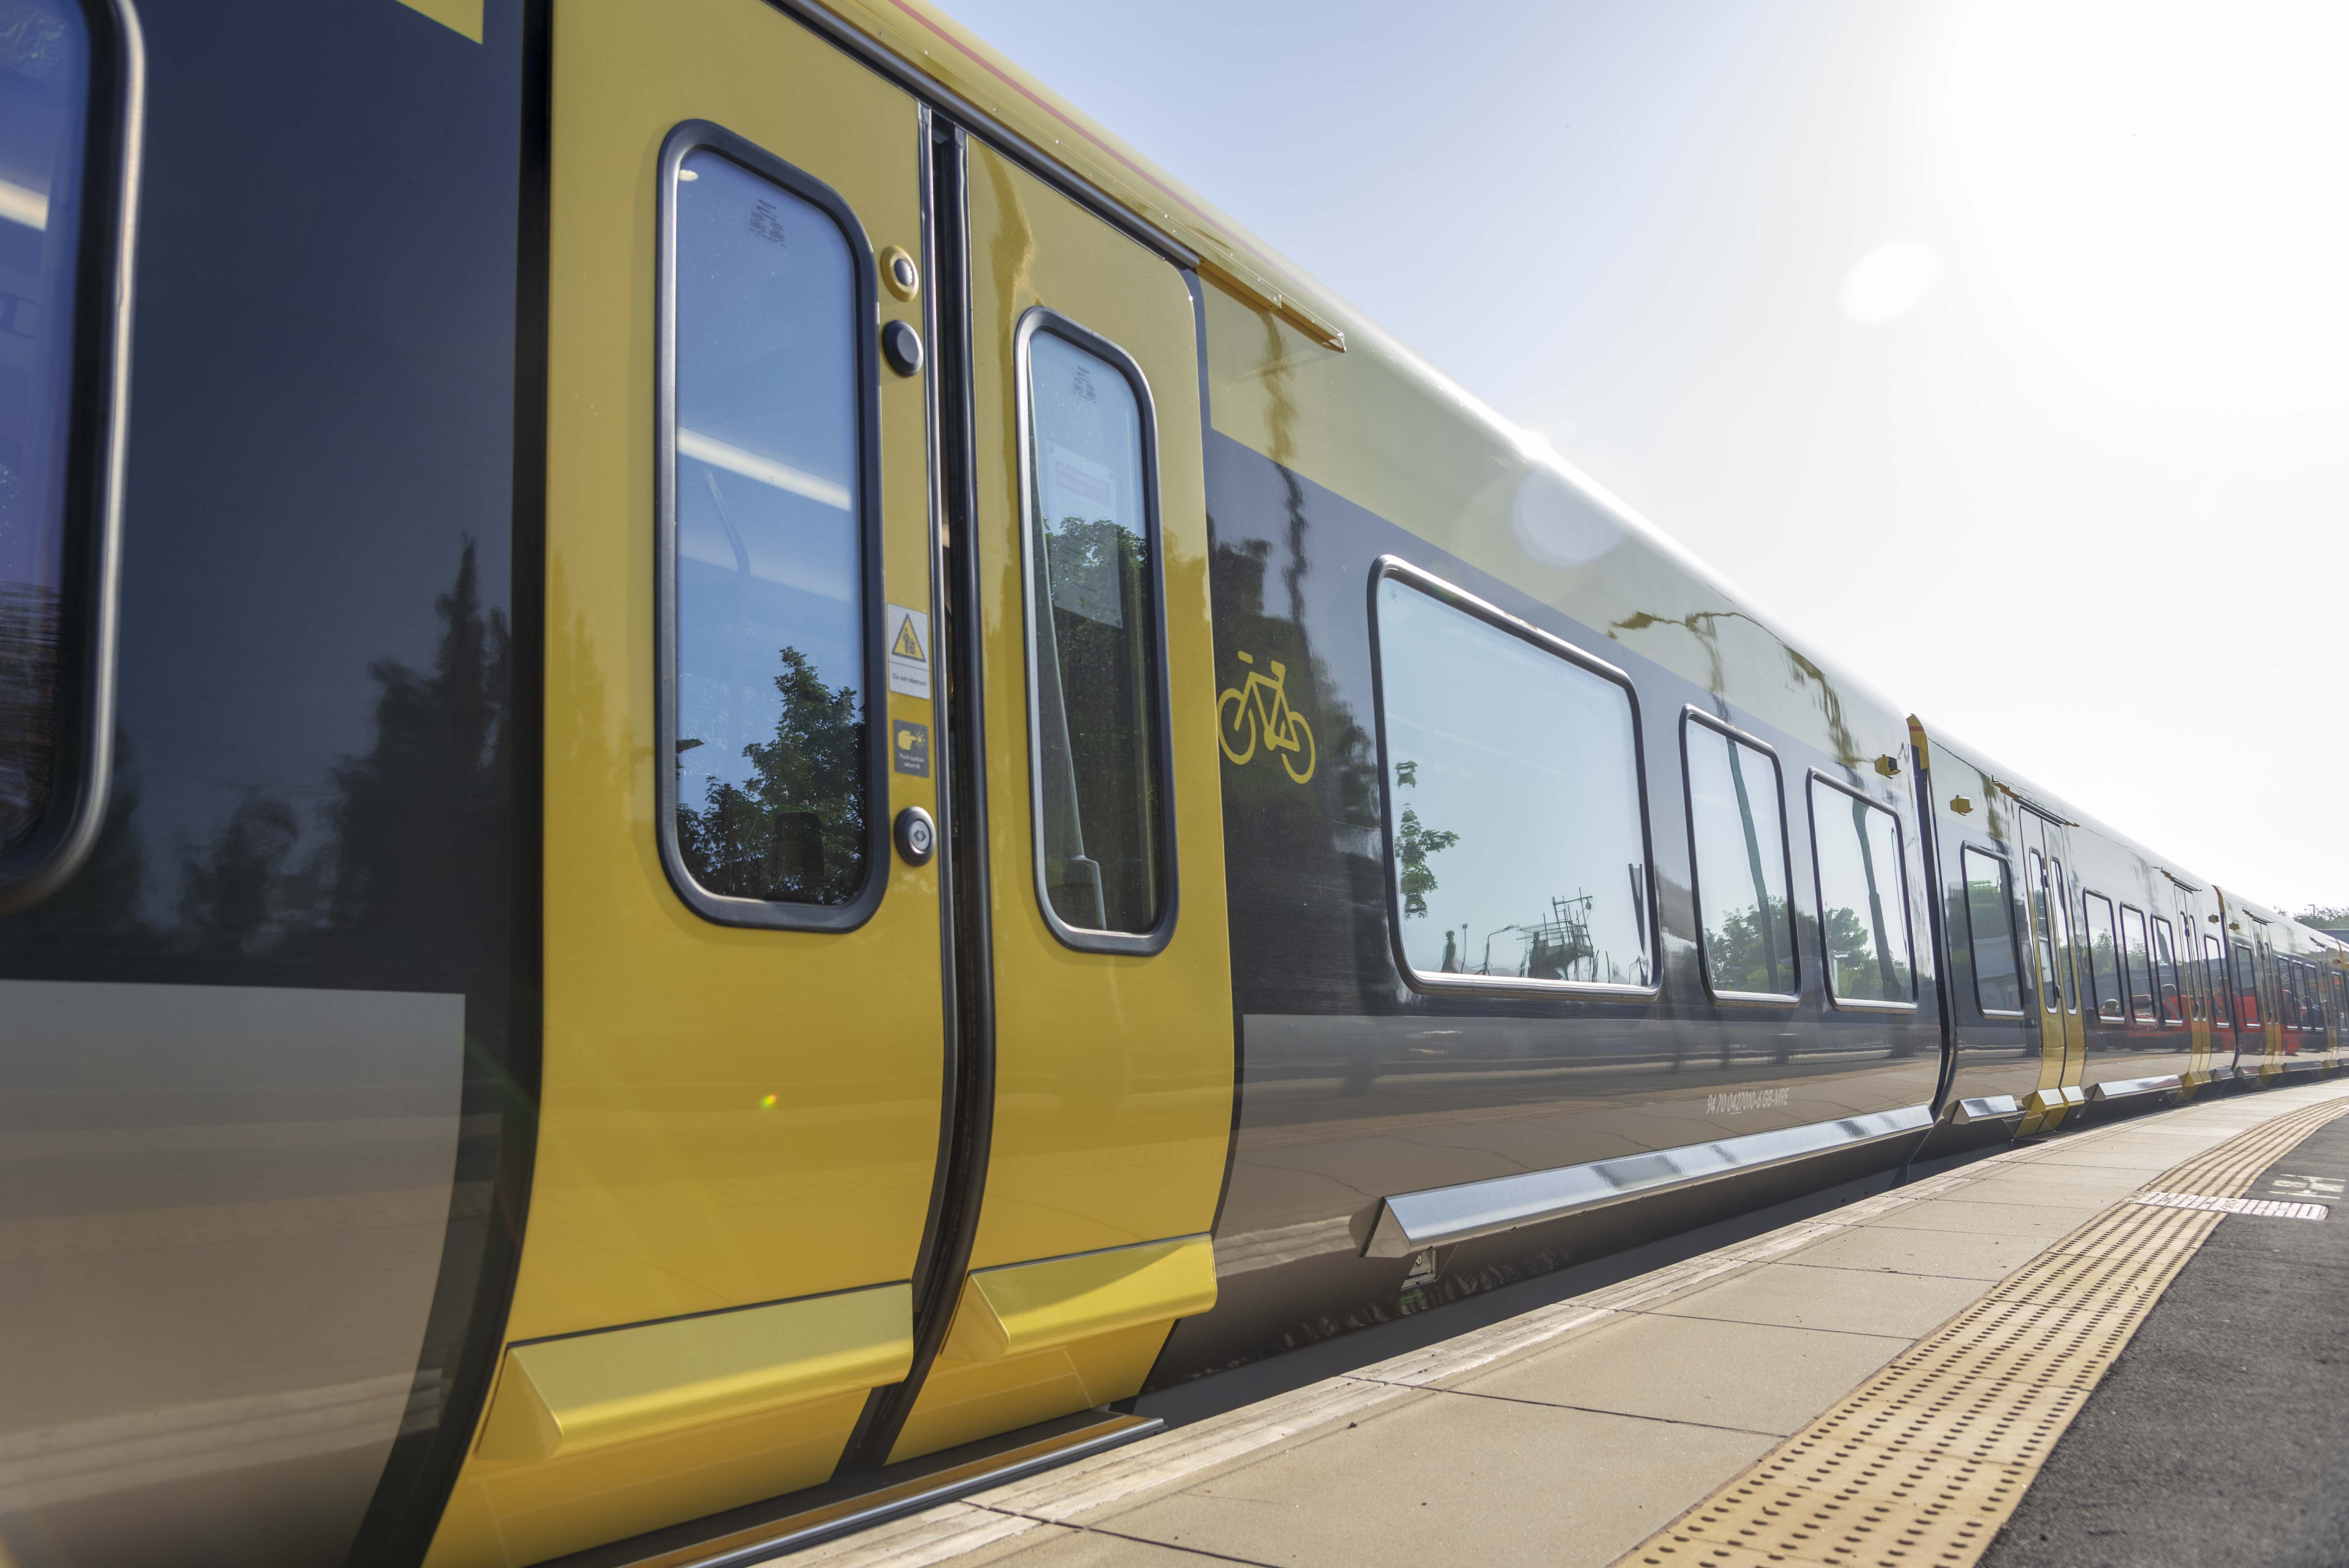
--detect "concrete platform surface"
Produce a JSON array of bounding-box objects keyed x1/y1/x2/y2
[{"x1": 793, "y1": 1080, "x2": 2349, "y2": 1568}]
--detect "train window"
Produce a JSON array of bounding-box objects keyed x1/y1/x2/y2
[
  {"x1": 1808, "y1": 777, "x2": 1914, "y2": 1007},
  {"x1": 1018, "y1": 312, "x2": 1173, "y2": 945},
  {"x1": 661, "y1": 135, "x2": 880, "y2": 923},
  {"x1": 2150, "y1": 916, "x2": 2184, "y2": 1024},
  {"x1": 2081, "y1": 894, "x2": 2124, "y2": 1022},
  {"x1": 2119, "y1": 905, "x2": 2154, "y2": 1022},
  {"x1": 2205, "y1": 935, "x2": 2230, "y2": 1028},
  {"x1": 0, "y1": 0, "x2": 131, "y2": 910},
  {"x1": 0, "y1": 2, "x2": 88, "y2": 853},
  {"x1": 1373, "y1": 566, "x2": 1651, "y2": 991},
  {"x1": 1683, "y1": 714, "x2": 1795, "y2": 1000},
  {"x1": 1961, "y1": 847, "x2": 2023, "y2": 1015}
]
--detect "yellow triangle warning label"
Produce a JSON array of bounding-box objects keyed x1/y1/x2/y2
[{"x1": 891, "y1": 617, "x2": 926, "y2": 661}]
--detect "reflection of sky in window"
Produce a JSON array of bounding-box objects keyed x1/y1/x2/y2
[
  {"x1": 1686, "y1": 723, "x2": 1792, "y2": 995},
  {"x1": 1031, "y1": 331, "x2": 1144, "y2": 622},
  {"x1": 1813, "y1": 782, "x2": 1911, "y2": 1001},
  {"x1": 1378, "y1": 579, "x2": 1648, "y2": 987},
  {"x1": 672, "y1": 151, "x2": 860, "y2": 798}
]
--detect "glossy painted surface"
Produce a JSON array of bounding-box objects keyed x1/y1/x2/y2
[
  {"x1": 1159, "y1": 381, "x2": 1942, "y2": 1379},
  {"x1": 886, "y1": 140, "x2": 1232, "y2": 1463},
  {"x1": 423, "y1": 2, "x2": 941, "y2": 1562},
  {"x1": 0, "y1": 2, "x2": 528, "y2": 1561}
]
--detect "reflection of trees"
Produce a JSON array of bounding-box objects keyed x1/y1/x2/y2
[
  {"x1": 179, "y1": 792, "x2": 299, "y2": 955},
  {"x1": 676, "y1": 645, "x2": 864, "y2": 904},
  {"x1": 1390, "y1": 758, "x2": 1455, "y2": 919},
  {"x1": 0, "y1": 582, "x2": 59, "y2": 850},
  {"x1": 1825, "y1": 904, "x2": 1914, "y2": 1001},
  {"x1": 1709, "y1": 896, "x2": 1796, "y2": 994},
  {"x1": 1037, "y1": 515, "x2": 1157, "y2": 929},
  {"x1": 326, "y1": 541, "x2": 512, "y2": 954},
  {"x1": 1209, "y1": 532, "x2": 1387, "y2": 1013}
]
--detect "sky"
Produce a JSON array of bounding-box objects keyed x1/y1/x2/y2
[{"x1": 942, "y1": 0, "x2": 2348, "y2": 915}]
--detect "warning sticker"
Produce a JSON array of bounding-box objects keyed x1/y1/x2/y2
[{"x1": 885, "y1": 604, "x2": 932, "y2": 700}]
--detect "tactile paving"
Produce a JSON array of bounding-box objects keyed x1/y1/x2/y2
[
  {"x1": 2133, "y1": 1190, "x2": 2328, "y2": 1221},
  {"x1": 1615, "y1": 1096, "x2": 2349, "y2": 1568}
]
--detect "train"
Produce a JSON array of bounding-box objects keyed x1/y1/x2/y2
[{"x1": 0, "y1": 0, "x2": 2339, "y2": 1564}]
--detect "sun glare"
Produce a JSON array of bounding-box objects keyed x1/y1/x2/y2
[{"x1": 1944, "y1": 0, "x2": 2348, "y2": 415}]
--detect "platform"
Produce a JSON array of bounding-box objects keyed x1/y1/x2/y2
[{"x1": 785, "y1": 1078, "x2": 2349, "y2": 1568}]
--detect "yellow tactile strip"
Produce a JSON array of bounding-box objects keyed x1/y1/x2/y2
[{"x1": 1616, "y1": 1096, "x2": 2349, "y2": 1568}]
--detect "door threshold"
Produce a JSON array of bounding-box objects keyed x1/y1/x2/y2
[{"x1": 542, "y1": 1409, "x2": 1159, "y2": 1568}]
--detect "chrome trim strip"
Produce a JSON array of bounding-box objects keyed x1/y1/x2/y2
[
  {"x1": 2083, "y1": 1074, "x2": 2181, "y2": 1103},
  {"x1": 1362, "y1": 1105, "x2": 1934, "y2": 1258},
  {"x1": 1950, "y1": 1094, "x2": 2024, "y2": 1125}
]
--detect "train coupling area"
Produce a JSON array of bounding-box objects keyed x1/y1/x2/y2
[{"x1": 775, "y1": 1077, "x2": 2349, "y2": 1568}]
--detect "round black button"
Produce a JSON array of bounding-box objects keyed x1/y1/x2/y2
[
  {"x1": 894, "y1": 805, "x2": 936, "y2": 866},
  {"x1": 881, "y1": 319, "x2": 924, "y2": 377}
]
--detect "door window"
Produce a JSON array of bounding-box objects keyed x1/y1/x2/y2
[
  {"x1": 2119, "y1": 906, "x2": 2154, "y2": 1023},
  {"x1": 2082, "y1": 893, "x2": 2124, "y2": 1022},
  {"x1": 2150, "y1": 915, "x2": 2184, "y2": 1024},
  {"x1": 1018, "y1": 312, "x2": 1172, "y2": 944},
  {"x1": 1373, "y1": 568, "x2": 1651, "y2": 991},
  {"x1": 1683, "y1": 715, "x2": 1795, "y2": 1000},
  {"x1": 2029, "y1": 850, "x2": 2061, "y2": 1014},
  {"x1": 2206, "y1": 935, "x2": 2231, "y2": 1029},
  {"x1": 1961, "y1": 847, "x2": 2023, "y2": 1016},
  {"x1": 661, "y1": 136, "x2": 879, "y2": 923},
  {"x1": 2231, "y1": 938, "x2": 2262, "y2": 1029},
  {"x1": 1809, "y1": 777, "x2": 1914, "y2": 1007}
]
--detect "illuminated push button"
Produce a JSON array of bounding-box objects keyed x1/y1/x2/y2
[{"x1": 895, "y1": 805, "x2": 935, "y2": 866}]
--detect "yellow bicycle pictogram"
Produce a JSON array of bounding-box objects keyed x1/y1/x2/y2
[{"x1": 1217, "y1": 651, "x2": 1315, "y2": 784}]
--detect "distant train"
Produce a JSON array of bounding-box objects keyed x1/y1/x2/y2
[{"x1": 0, "y1": 0, "x2": 2338, "y2": 1565}]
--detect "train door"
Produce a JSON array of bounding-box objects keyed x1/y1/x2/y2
[
  {"x1": 425, "y1": 4, "x2": 952, "y2": 1563},
  {"x1": 2171, "y1": 885, "x2": 2217, "y2": 1089},
  {"x1": 2018, "y1": 811, "x2": 2086, "y2": 1132},
  {"x1": 2218, "y1": 903, "x2": 2271, "y2": 1080},
  {"x1": 869, "y1": 132, "x2": 1234, "y2": 1464},
  {"x1": 2248, "y1": 918, "x2": 2284, "y2": 1075}
]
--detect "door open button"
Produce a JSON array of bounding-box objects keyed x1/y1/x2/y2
[{"x1": 894, "y1": 806, "x2": 935, "y2": 866}]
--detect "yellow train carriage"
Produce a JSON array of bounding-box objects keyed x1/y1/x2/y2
[{"x1": 0, "y1": 2, "x2": 2338, "y2": 1566}]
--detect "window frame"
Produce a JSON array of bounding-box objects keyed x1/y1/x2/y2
[
  {"x1": 1804, "y1": 770, "x2": 1919, "y2": 1013},
  {"x1": 1679, "y1": 707, "x2": 1799, "y2": 1007},
  {"x1": 1367, "y1": 555, "x2": 1657, "y2": 1001},
  {"x1": 653, "y1": 120, "x2": 891, "y2": 933},
  {"x1": 0, "y1": 0, "x2": 143, "y2": 916},
  {"x1": 1012, "y1": 305, "x2": 1180, "y2": 957},
  {"x1": 1959, "y1": 843, "x2": 2027, "y2": 1019}
]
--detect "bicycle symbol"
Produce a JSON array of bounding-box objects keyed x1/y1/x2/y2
[{"x1": 1217, "y1": 651, "x2": 1316, "y2": 784}]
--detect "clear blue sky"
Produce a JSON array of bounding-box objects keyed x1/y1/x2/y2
[{"x1": 945, "y1": 0, "x2": 2348, "y2": 912}]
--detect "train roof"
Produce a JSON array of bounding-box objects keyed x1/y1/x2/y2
[
  {"x1": 819, "y1": 0, "x2": 2313, "y2": 922},
  {"x1": 813, "y1": 0, "x2": 1921, "y2": 784}
]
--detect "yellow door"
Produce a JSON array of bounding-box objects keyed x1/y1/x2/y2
[
  {"x1": 2018, "y1": 814, "x2": 2086, "y2": 1133},
  {"x1": 878, "y1": 136, "x2": 1234, "y2": 1462},
  {"x1": 427, "y1": 3, "x2": 947, "y2": 1562}
]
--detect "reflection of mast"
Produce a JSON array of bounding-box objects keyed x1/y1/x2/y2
[{"x1": 1520, "y1": 891, "x2": 1596, "y2": 982}]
